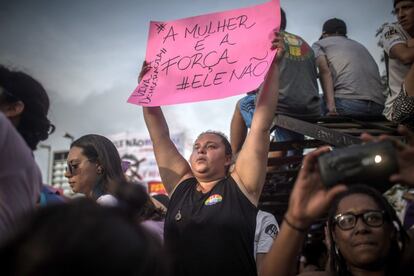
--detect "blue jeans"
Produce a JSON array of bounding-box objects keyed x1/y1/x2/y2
[
  {"x1": 273, "y1": 127, "x2": 304, "y2": 156},
  {"x1": 239, "y1": 94, "x2": 256, "y2": 128},
  {"x1": 239, "y1": 94, "x2": 304, "y2": 156},
  {"x1": 321, "y1": 97, "x2": 384, "y2": 116}
]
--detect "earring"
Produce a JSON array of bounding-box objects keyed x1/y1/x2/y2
[{"x1": 97, "y1": 167, "x2": 103, "y2": 174}]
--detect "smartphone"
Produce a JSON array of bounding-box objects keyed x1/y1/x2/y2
[{"x1": 318, "y1": 140, "x2": 398, "y2": 192}]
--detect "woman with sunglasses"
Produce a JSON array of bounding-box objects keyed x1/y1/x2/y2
[
  {"x1": 64, "y1": 134, "x2": 168, "y2": 244},
  {"x1": 260, "y1": 146, "x2": 408, "y2": 276},
  {"x1": 64, "y1": 134, "x2": 126, "y2": 205}
]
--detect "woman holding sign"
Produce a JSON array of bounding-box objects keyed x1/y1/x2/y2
[{"x1": 141, "y1": 33, "x2": 282, "y2": 276}]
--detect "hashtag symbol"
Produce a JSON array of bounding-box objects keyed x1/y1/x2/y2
[
  {"x1": 176, "y1": 77, "x2": 190, "y2": 90},
  {"x1": 155, "y1": 23, "x2": 166, "y2": 34},
  {"x1": 160, "y1": 48, "x2": 167, "y2": 54}
]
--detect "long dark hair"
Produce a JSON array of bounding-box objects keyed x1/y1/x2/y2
[
  {"x1": 70, "y1": 134, "x2": 126, "y2": 200},
  {"x1": 114, "y1": 180, "x2": 166, "y2": 223},
  {"x1": 0, "y1": 65, "x2": 55, "y2": 150},
  {"x1": 327, "y1": 185, "x2": 408, "y2": 275}
]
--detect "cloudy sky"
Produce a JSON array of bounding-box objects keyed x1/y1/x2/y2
[{"x1": 1, "y1": 0, "x2": 394, "y2": 180}]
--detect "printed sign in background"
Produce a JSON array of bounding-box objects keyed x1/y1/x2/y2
[
  {"x1": 109, "y1": 132, "x2": 185, "y2": 194},
  {"x1": 128, "y1": 0, "x2": 280, "y2": 106}
]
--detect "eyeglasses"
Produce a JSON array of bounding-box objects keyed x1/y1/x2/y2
[
  {"x1": 334, "y1": 210, "x2": 385, "y2": 230},
  {"x1": 66, "y1": 159, "x2": 95, "y2": 175}
]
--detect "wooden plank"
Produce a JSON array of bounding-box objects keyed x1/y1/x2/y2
[
  {"x1": 272, "y1": 115, "x2": 362, "y2": 146},
  {"x1": 265, "y1": 169, "x2": 298, "y2": 179},
  {"x1": 318, "y1": 123, "x2": 362, "y2": 128},
  {"x1": 317, "y1": 116, "x2": 398, "y2": 134},
  {"x1": 344, "y1": 118, "x2": 399, "y2": 133},
  {"x1": 267, "y1": 155, "x2": 303, "y2": 166},
  {"x1": 316, "y1": 115, "x2": 387, "y2": 122},
  {"x1": 269, "y1": 139, "x2": 327, "y2": 151},
  {"x1": 334, "y1": 128, "x2": 395, "y2": 135}
]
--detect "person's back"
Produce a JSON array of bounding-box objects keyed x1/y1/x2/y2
[
  {"x1": 231, "y1": 9, "x2": 320, "y2": 155},
  {"x1": 277, "y1": 31, "x2": 320, "y2": 119},
  {"x1": 0, "y1": 65, "x2": 54, "y2": 244},
  {"x1": 0, "y1": 113, "x2": 42, "y2": 242},
  {"x1": 313, "y1": 18, "x2": 385, "y2": 116},
  {"x1": 314, "y1": 36, "x2": 385, "y2": 105}
]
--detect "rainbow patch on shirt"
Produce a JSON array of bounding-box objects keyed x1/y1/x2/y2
[{"x1": 204, "y1": 194, "x2": 223, "y2": 206}]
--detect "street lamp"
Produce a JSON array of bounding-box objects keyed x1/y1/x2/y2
[
  {"x1": 63, "y1": 132, "x2": 75, "y2": 143},
  {"x1": 38, "y1": 143, "x2": 52, "y2": 184}
]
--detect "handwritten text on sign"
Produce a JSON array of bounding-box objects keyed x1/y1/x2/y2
[{"x1": 128, "y1": 0, "x2": 280, "y2": 106}]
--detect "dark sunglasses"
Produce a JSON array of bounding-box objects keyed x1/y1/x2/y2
[
  {"x1": 66, "y1": 159, "x2": 95, "y2": 175},
  {"x1": 334, "y1": 210, "x2": 386, "y2": 230}
]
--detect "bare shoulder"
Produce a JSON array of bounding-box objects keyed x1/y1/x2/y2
[{"x1": 168, "y1": 173, "x2": 194, "y2": 197}]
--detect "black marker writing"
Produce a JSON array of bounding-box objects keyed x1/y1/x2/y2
[
  {"x1": 155, "y1": 23, "x2": 166, "y2": 34},
  {"x1": 135, "y1": 48, "x2": 167, "y2": 104},
  {"x1": 161, "y1": 49, "x2": 237, "y2": 74},
  {"x1": 184, "y1": 15, "x2": 256, "y2": 39},
  {"x1": 163, "y1": 26, "x2": 178, "y2": 43},
  {"x1": 176, "y1": 71, "x2": 228, "y2": 90}
]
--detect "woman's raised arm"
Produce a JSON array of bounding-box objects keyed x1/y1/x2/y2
[
  {"x1": 143, "y1": 107, "x2": 192, "y2": 195},
  {"x1": 231, "y1": 32, "x2": 283, "y2": 205},
  {"x1": 140, "y1": 62, "x2": 192, "y2": 195}
]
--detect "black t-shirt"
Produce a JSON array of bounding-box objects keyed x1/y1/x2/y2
[{"x1": 164, "y1": 176, "x2": 258, "y2": 276}]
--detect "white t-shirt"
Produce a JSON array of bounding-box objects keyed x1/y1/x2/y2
[
  {"x1": 380, "y1": 22, "x2": 412, "y2": 120},
  {"x1": 254, "y1": 210, "x2": 279, "y2": 258},
  {"x1": 0, "y1": 112, "x2": 42, "y2": 242},
  {"x1": 96, "y1": 194, "x2": 118, "y2": 206}
]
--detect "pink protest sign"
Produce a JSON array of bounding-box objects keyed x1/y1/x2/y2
[{"x1": 128, "y1": 0, "x2": 280, "y2": 106}]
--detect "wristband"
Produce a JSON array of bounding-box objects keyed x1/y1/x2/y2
[{"x1": 283, "y1": 216, "x2": 307, "y2": 233}]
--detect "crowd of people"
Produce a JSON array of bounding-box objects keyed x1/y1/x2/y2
[{"x1": 0, "y1": 1, "x2": 413, "y2": 275}]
